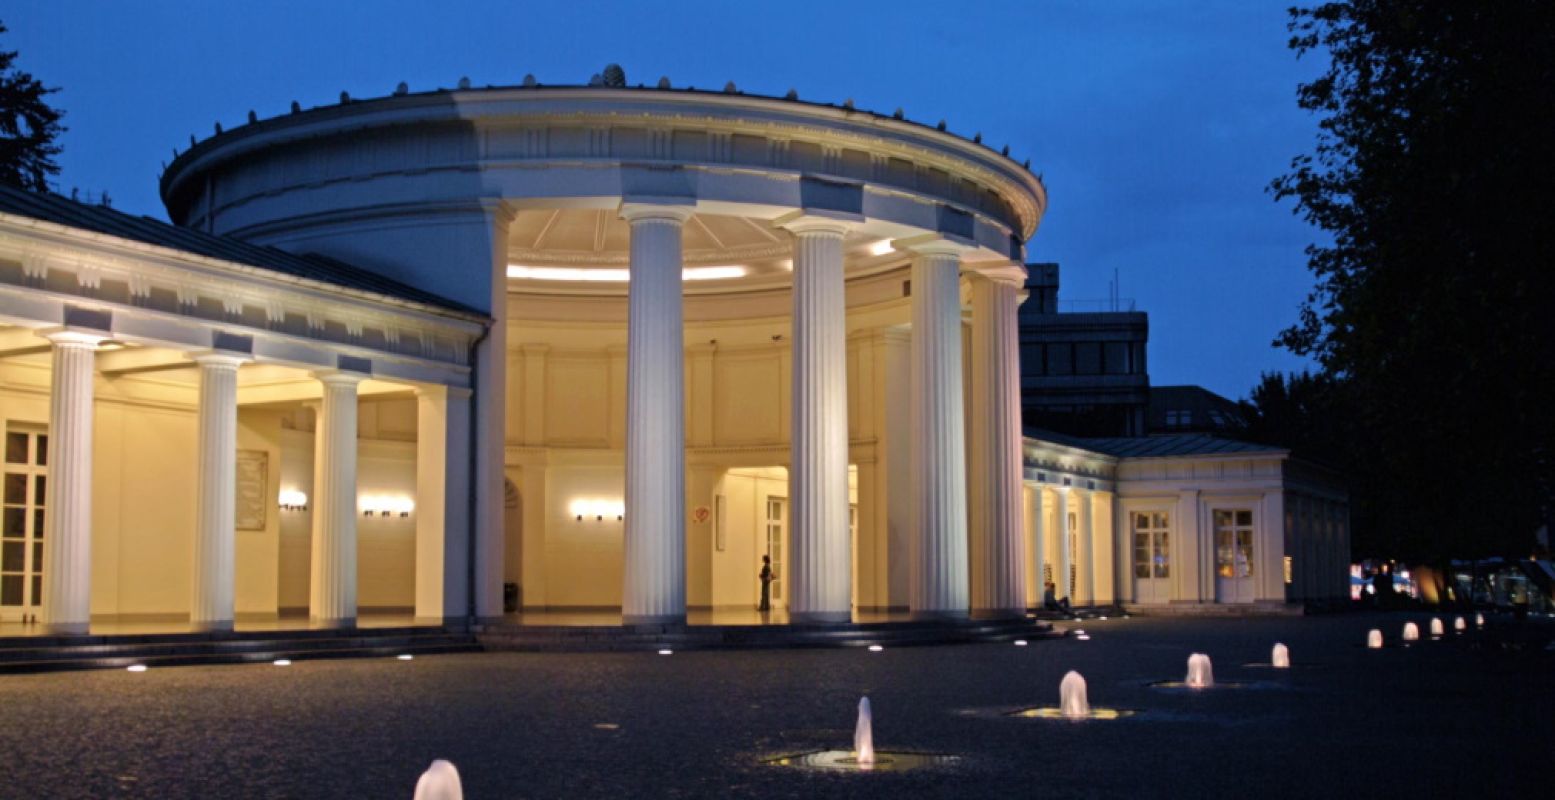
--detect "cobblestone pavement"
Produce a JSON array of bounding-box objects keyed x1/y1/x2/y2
[{"x1": 0, "y1": 612, "x2": 1548, "y2": 798}]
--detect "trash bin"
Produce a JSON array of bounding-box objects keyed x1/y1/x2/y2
[{"x1": 503, "y1": 582, "x2": 519, "y2": 614}]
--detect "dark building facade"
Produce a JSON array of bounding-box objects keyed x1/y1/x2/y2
[{"x1": 1017, "y1": 263, "x2": 1150, "y2": 436}]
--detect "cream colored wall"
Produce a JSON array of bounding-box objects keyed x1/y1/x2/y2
[
  {"x1": 277, "y1": 427, "x2": 312, "y2": 611},
  {"x1": 357, "y1": 437, "x2": 417, "y2": 608},
  {"x1": 236, "y1": 410, "x2": 284, "y2": 617},
  {"x1": 540, "y1": 461, "x2": 624, "y2": 607}
]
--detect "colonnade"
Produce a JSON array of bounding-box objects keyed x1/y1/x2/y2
[
  {"x1": 619, "y1": 203, "x2": 1028, "y2": 624},
  {"x1": 1027, "y1": 484, "x2": 1103, "y2": 607},
  {"x1": 33, "y1": 329, "x2": 463, "y2": 635}
]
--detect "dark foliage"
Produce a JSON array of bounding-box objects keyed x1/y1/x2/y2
[
  {"x1": 1268, "y1": 2, "x2": 1555, "y2": 561},
  {"x1": 0, "y1": 21, "x2": 63, "y2": 192}
]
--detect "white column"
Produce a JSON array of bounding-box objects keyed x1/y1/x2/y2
[
  {"x1": 1028, "y1": 486, "x2": 1046, "y2": 608},
  {"x1": 190, "y1": 353, "x2": 246, "y2": 632},
  {"x1": 620, "y1": 203, "x2": 693, "y2": 625},
  {"x1": 784, "y1": 218, "x2": 853, "y2": 623},
  {"x1": 969, "y1": 272, "x2": 1026, "y2": 618},
  {"x1": 40, "y1": 331, "x2": 103, "y2": 635},
  {"x1": 415, "y1": 385, "x2": 472, "y2": 625},
  {"x1": 1055, "y1": 486, "x2": 1073, "y2": 604},
  {"x1": 310, "y1": 372, "x2": 363, "y2": 628},
  {"x1": 907, "y1": 242, "x2": 969, "y2": 619},
  {"x1": 1077, "y1": 488, "x2": 1095, "y2": 607}
]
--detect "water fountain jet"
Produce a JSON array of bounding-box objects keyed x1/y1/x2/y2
[
  {"x1": 1367, "y1": 629, "x2": 1383, "y2": 649},
  {"x1": 1402, "y1": 622, "x2": 1420, "y2": 641},
  {"x1": 1429, "y1": 617, "x2": 1444, "y2": 637},
  {"x1": 413, "y1": 760, "x2": 463, "y2": 800},
  {"x1": 1060, "y1": 671, "x2": 1089, "y2": 719},
  {"x1": 1454, "y1": 616, "x2": 1466, "y2": 632},
  {"x1": 1185, "y1": 653, "x2": 1214, "y2": 688},
  {"x1": 1271, "y1": 643, "x2": 1290, "y2": 668},
  {"x1": 1475, "y1": 612, "x2": 1485, "y2": 628},
  {"x1": 854, "y1": 696, "x2": 875, "y2": 765}
]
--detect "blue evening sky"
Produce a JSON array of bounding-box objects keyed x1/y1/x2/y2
[{"x1": 8, "y1": 0, "x2": 1323, "y2": 399}]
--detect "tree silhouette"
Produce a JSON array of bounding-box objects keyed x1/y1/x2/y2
[
  {"x1": 1268, "y1": 2, "x2": 1555, "y2": 562},
  {"x1": 0, "y1": 21, "x2": 64, "y2": 192}
]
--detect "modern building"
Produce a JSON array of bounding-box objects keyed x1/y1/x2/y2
[
  {"x1": 1017, "y1": 262, "x2": 1149, "y2": 437},
  {"x1": 0, "y1": 68, "x2": 1349, "y2": 636}
]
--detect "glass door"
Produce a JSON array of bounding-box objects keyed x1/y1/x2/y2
[
  {"x1": 764, "y1": 497, "x2": 787, "y2": 604},
  {"x1": 1131, "y1": 511, "x2": 1170, "y2": 603},
  {"x1": 1213, "y1": 509, "x2": 1255, "y2": 603},
  {"x1": 3, "y1": 428, "x2": 47, "y2": 621}
]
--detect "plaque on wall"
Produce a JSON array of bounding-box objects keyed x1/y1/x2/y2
[{"x1": 235, "y1": 449, "x2": 268, "y2": 531}]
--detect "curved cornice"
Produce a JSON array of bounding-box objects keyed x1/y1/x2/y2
[{"x1": 161, "y1": 86, "x2": 1046, "y2": 241}]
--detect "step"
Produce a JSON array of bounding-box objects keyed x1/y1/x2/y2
[
  {"x1": 0, "y1": 631, "x2": 481, "y2": 674},
  {"x1": 478, "y1": 619, "x2": 1058, "y2": 652}
]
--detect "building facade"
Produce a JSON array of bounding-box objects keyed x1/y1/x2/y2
[
  {"x1": 0, "y1": 69, "x2": 1348, "y2": 634},
  {"x1": 1018, "y1": 263, "x2": 1150, "y2": 437}
]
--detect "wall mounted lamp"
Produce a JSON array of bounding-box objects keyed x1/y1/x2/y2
[{"x1": 278, "y1": 489, "x2": 309, "y2": 511}]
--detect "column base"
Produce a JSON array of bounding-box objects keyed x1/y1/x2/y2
[
  {"x1": 41, "y1": 621, "x2": 89, "y2": 636},
  {"x1": 189, "y1": 619, "x2": 234, "y2": 633},
  {"x1": 310, "y1": 616, "x2": 357, "y2": 630},
  {"x1": 622, "y1": 613, "x2": 686, "y2": 626},
  {"x1": 910, "y1": 609, "x2": 970, "y2": 622},
  {"x1": 789, "y1": 610, "x2": 852, "y2": 625}
]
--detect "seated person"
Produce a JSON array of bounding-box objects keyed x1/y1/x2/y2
[{"x1": 1043, "y1": 581, "x2": 1071, "y2": 613}]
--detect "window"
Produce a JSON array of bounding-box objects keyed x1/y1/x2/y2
[
  {"x1": 1132, "y1": 511, "x2": 1170, "y2": 579},
  {"x1": 1074, "y1": 342, "x2": 1101, "y2": 375},
  {"x1": 1020, "y1": 344, "x2": 1045, "y2": 376},
  {"x1": 1213, "y1": 509, "x2": 1255, "y2": 579},
  {"x1": 1104, "y1": 342, "x2": 1130, "y2": 375},
  {"x1": 2, "y1": 427, "x2": 47, "y2": 610},
  {"x1": 1047, "y1": 344, "x2": 1073, "y2": 375}
]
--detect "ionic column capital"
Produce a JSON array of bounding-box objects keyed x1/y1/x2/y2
[
  {"x1": 618, "y1": 202, "x2": 695, "y2": 225},
  {"x1": 312, "y1": 370, "x2": 367, "y2": 388},
  {"x1": 40, "y1": 328, "x2": 109, "y2": 349},
  {"x1": 772, "y1": 210, "x2": 858, "y2": 238},
  {"x1": 193, "y1": 351, "x2": 249, "y2": 370},
  {"x1": 893, "y1": 234, "x2": 977, "y2": 260}
]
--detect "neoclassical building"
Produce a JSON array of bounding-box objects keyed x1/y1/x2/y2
[{"x1": 0, "y1": 69, "x2": 1348, "y2": 635}]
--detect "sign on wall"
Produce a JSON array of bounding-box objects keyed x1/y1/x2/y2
[{"x1": 235, "y1": 450, "x2": 269, "y2": 531}]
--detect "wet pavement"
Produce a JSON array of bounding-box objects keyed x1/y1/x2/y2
[{"x1": 0, "y1": 611, "x2": 1548, "y2": 798}]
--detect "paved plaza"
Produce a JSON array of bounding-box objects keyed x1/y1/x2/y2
[{"x1": 0, "y1": 613, "x2": 1548, "y2": 798}]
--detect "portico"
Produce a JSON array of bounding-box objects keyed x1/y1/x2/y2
[{"x1": 0, "y1": 189, "x2": 485, "y2": 634}]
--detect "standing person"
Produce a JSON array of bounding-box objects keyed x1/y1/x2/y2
[{"x1": 759, "y1": 555, "x2": 773, "y2": 612}]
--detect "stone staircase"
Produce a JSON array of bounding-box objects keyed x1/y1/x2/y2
[
  {"x1": 0, "y1": 626, "x2": 481, "y2": 673},
  {"x1": 478, "y1": 616, "x2": 1057, "y2": 653}
]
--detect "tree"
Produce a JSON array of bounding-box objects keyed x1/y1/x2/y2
[
  {"x1": 1271, "y1": 2, "x2": 1555, "y2": 562},
  {"x1": 0, "y1": 21, "x2": 64, "y2": 192}
]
